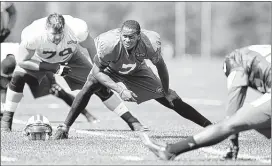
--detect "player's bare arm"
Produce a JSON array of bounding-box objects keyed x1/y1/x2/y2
[
  {"x1": 79, "y1": 34, "x2": 97, "y2": 62},
  {"x1": 150, "y1": 50, "x2": 170, "y2": 95},
  {"x1": 91, "y1": 61, "x2": 137, "y2": 102},
  {"x1": 91, "y1": 62, "x2": 123, "y2": 94},
  {"x1": 17, "y1": 43, "x2": 59, "y2": 72},
  {"x1": 226, "y1": 70, "x2": 248, "y2": 116}
]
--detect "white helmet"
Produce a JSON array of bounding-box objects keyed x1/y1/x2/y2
[{"x1": 23, "y1": 114, "x2": 53, "y2": 141}]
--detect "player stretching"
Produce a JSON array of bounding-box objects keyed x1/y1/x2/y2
[
  {"x1": 1, "y1": 42, "x2": 98, "y2": 123},
  {"x1": 142, "y1": 45, "x2": 271, "y2": 160},
  {"x1": 1, "y1": 14, "x2": 146, "y2": 132},
  {"x1": 53, "y1": 20, "x2": 212, "y2": 139}
]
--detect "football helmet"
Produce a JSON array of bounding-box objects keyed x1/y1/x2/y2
[{"x1": 23, "y1": 114, "x2": 53, "y2": 141}]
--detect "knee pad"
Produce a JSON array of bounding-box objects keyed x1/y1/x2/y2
[
  {"x1": 95, "y1": 86, "x2": 114, "y2": 102},
  {"x1": 49, "y1": 84, "x2": 63, "y2": 97},
  {"x1": 9, "y1": 72, "x2": 38, "y2": 92}
]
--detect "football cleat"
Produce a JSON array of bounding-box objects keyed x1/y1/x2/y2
[
  {"x1": 222, "y1": 146, "x2": 239, "y2": 160},
  {"x1": 53, "y1": 124, "x2": 69, "y2": 140},
  {"x1": 23, "y1": 114, "x2": 52, "y2": 141},
  {"x1": 128, "y1": 122, "x2": 149, "y2": 131},
  {"x1": 140, "y1": 132, "x2": 176, "y2": 160}
]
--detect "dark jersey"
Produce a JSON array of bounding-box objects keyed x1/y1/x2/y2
[
  {"x1": 94, "y1": 28, "x2": 161, "y2": 75},
  {"x1": 224, "y1": 45, "x2": 271, "y2": 94},
  {"x1": 223, "y1": 45, "x2": 271, "y2": 116}
]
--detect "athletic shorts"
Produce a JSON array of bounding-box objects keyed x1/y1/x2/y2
[
  {"x1": 13, "y1": 49, "x2": 92, "y2": 94},
  {"x1": 104, "y1": 65, "x2": 164, "y2": 104}
]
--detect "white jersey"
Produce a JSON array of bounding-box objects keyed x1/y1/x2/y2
[{"x1": 21, "y1": 15, "x2": 89, "y2": 63}]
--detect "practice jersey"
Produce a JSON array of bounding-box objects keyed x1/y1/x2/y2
[
  {"x1": 223, "y1": 45, "x2": 271, "y2": 94},
  {"x1": 94, "y1": 28, "x2": 161, "y2": 75},
  {"x1": 20, "y1": 15, "x2": 89, "y2": 63}
]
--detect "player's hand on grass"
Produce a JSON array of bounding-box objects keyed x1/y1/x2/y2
[
  {"x1": 56, "y1": 64, "x2": 72, "y2": 76},
  {"x1": 119, "y1": 89, "x2": 138, "y2": 102}
]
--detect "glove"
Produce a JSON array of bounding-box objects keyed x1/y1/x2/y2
[
  {"x1": 0, "y1": 28, "x2": 11, "y2": 42},
  {"x1": 55, "y1": 64, "x2": 71, "y2": 76},
  {"x1": 119, "y1": 88, "x2": 138, "y2": 102}
]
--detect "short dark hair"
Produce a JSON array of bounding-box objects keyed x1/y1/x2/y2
[
  {"x1": 46, "y1": 13, "x2": 65, "y2": 33},
  {"x1": 121, "y1": 20, "x2": 141, "y2": 35}
]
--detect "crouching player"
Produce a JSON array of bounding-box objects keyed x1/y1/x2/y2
[
  {"x1": 142, "y1": 45, "x2": 271, "y2": 160},
  {"x1": 0, "y1": 42, "x2": 98, "y2": 123},
  {"x1": 1, "y1": 13, "x2": 146, "y2": 132}
]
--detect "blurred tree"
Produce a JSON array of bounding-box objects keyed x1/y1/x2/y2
[{"x1": 5, "y1": 2, "x2": 270, "y2": 59}]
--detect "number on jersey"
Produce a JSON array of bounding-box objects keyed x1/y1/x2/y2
[{"x1": 43, "y1": 48, "x2": 72, "y2": 59}]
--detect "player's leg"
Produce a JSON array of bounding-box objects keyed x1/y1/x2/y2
[
  {"x1": 0, "y1": 76, "x2": 10, "y2": 120},
  {"x1": 53, "y1": 74, "x2": 101, "y2": 139},
  {"x1": 155, "y1": 90, "x2": 212, "y2": 127},
  {"x1": 62, "y1": 51, "x2": 146, "y2": 130},
  {"x1": 95, "y1": 85, "x2": 147, "y2": 131},
  {"x1": 1, "y1": 66, "x2": 45, "y2": 131},
  {"x1": 143, "y1": 94, "x2": 271, "y2": 160},
  {"x1": 109, "y1": 66, "x2": 212, "y2": 127},
  {"x1": 45, "y1": 73, "x2": 98, "y2": 123}
]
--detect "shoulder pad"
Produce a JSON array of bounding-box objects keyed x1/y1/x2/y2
[
  {"x1": 141, "y1": 29, "x2": 161, "y2": 51},
  {"x1": 95, "y1": 29, "x2": 120, "y2": 58},
  {"x1": 21, "y1": 18, "x2": 46, "y2": 50},
  {"x1": 65, "y1": 15, "x2": 89, "y2": 42}
]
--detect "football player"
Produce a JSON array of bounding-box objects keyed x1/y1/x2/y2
[
  {"x1": 53, "y1": 20, "x2": 212, "y2": 140},
  {"x1": 1, "y1": 14, "x2": 146, "y2": 132},
  {"x1": 1, "y1": 2, "x2": 16, "y2": 42},
  {"x1": 1, "y1": 42, "x2": 98, "y2": 123},
  {"x1": 142, "y1": 45, "x2": 271, "y2": 160}
]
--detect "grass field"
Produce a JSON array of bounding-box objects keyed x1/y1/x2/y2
[{"x1": 1, "y1": 58, "x2": 271, "y2": 165}]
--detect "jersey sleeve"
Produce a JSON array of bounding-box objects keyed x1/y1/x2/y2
[
  {"x1": 20, "y1": 25, "x2": 38, "y2": 50},
  {"x1": 142, "y1": 30, "x2": 162, "y2": 63},
  {"x1": 93, "y1": 37, "x2": 115, "y2": 68},
  {"x1": 69, "y1": 17, "x2": 89, "y2": 42},
  {"x1": 93, "y1": 30, "x2": 120, "y2": 68}
]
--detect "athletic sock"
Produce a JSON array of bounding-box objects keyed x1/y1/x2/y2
[
  {"x1": 172, "y1": 98, "x2": 212, "y2": 127},
  {"x1": 121, "y1": 112, "x2": 139, "y2": 124}
]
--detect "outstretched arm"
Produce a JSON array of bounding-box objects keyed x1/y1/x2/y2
[
  {"x1": 225, "y1": 70, "x2": 248, "y2": 116},
  {"x1": 151, "y1": 49, "x2": 169, "y2": 95},
  {"x1": 91, "y1": 63, "x2": 123, "y2": 94},
  {"x1": 91, "y1": 58, "x2": 137, "y2": 102}
]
